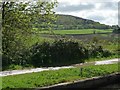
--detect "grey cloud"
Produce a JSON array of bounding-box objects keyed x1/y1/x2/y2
[
  {"x1": 99, "y1": 2, "x2": 118, "y2": 10},
  {"x1": 54, "y1": 3, "x2": 95, "y2": 12},
  {"x1": 87, "y1": 15, "x2": 105, "y2": 21}
]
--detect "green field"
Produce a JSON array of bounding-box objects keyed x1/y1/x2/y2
[
  {"x1": 24, "y1": 34, "x2": 54, "y2": 47},
  {"x1": 39, "y1": 29, "x2": 113, "y2": 35},
  {"x1": 2, "y1": 64, "x2": 118, "y2": 88}
]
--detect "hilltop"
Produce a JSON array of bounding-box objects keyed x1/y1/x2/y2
[{"x1": 53, "y1": 14, "x2": 111, "y2": 30}]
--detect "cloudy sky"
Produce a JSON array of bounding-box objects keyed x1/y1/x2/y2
[{"x1": 54, "y1": 0, "x2": 119, "y2": 26}]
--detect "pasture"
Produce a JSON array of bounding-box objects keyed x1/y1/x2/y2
[
  {"x1": 39, "y1": 29, "x2": 113, "y2": 35},
  {"x1": 38, "y1": 29, "x2": 118, "y2": 53}
]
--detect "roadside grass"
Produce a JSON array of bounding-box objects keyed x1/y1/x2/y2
[
  {"x1": 0, "y1": 77, "x2": 2, "y2": 90},
  {"x1": 2, "y1": 64, "x2": 118, "y2": 88},
  {"x1": 39, "y1": 29, "x2": 113, "y2": 35}
]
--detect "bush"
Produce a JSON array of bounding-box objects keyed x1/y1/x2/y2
[
  {"x1": 88, "y1": 44, "x2": 112, "y2": 58},
  {"x1": 2, "y1": 38, "x2": 113, "y2": 69},
  {"x1": 2, "y1": 54, "x2": 11, "y2": 68},
  {"x1": 29, "y1": 39, "x2": 113, "y2": 67},
  {"x1": 102, "y1": 49, "x2": 112, "y2": 57},
  {"x1": 8, "y1": 64, "x2": 23, "y2": 70},
  {"x1": 30, "y1": 39, "x2": 88, "y2": 67},
  {"x1": 30, "y1": 42, "x2": 51, "y2": 67}
]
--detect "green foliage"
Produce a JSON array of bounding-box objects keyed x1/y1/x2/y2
[
  {"x1": 2, "y1": 37, "x2": 113, "y2": 69},
  {"x1": 8, "y1": 64, "x2": 23, "y2": 70},
  {"x1": 30, "y1": 39, "x2": 87, "y2": 67},
  {"x1": 88, "y1": 44, "x2": 112, "y2": 58},
  {"x1": 112, "y1": 25, "x2": 120, "y2": 33},
  {"x1": 29, "y1": 39, "x2": 112, "y2": 67},
  {"x1": 47, "y1": 14, "x2": 112, "y2": 30},
  {"x1": 2, "y1": 2, "x2": 31, "y2": 67},
  {"x1": 2, "y1": 1, "x2": 57, "y2": 68},
  {"x1": 2, "y1": 64, "x2": 118, "y2": 88}
]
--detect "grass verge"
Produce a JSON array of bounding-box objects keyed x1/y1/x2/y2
[{"x1": 2, "y1": 63, "x2": 119, "y2": 88}]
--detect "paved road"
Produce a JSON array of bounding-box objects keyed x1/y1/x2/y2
[{"x1": 0, "y1": 58, "x2": 119, "y2": 77}]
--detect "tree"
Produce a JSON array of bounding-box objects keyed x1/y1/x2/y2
[
  {"x1": 2, "y1": 1, "x2": 58, "y2": 66},
  {"x1": 112, "y1": 25, "x2": 120, "y2": 33}
]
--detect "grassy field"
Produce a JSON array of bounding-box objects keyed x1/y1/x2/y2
[
  {"x1": 24, "y1": 30, "x2": 117, "y2": 54},
  {"x1": 28, "y1": 29, "x2": 114, "y2": 46},
  {"x1": 2, "y1": 64, "x2": 118, "y2": 88},
  {"x1": 39, "y1": 29, "x2": 113, "y2": 35},
  {"x1": 24, "y1": 34, "x2": 54, "y2": 47}
]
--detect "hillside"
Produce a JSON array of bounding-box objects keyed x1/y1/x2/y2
[
  {"x1": 53, "y1": 14, "x2": 111, "y2": 30},
  {"x1": 34, "y1": 14, "x2": 112, "y2": 30}
]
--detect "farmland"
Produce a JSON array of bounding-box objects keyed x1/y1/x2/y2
[
  {"x1": 2, "y1": 63, "x2": 118, "y2": 88},
  {"x1": 39, "y1": 29, "x2": 113, "y2": 35},
  {"x1": 39, "y1": 29, "x2": 118, "y2": 53}
]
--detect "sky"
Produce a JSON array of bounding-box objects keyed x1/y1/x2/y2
[{"x1": 54, "y1": 0, "x2": 119, "y2": 26}]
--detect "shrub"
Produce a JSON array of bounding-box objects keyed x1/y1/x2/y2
[
  {"x1": 2, "y1": 54, "x2": 12, "y2": 68},
  {"x1": 30, "y1": 42, "x2": 51, "y2": 67},
  {"x1": 102, "y1": 49, "x2": 112, "y2": 57},
  {"x1": 88, "y1": 44, "x2": 112, "y2": 58},
  {"x1": 8, "y1": 64, "x2": 23, "y2": 70},
  {"x1": 2, "y1": 38, "x2": 113, "y2": 69},
  {"x1": 30, "y1": 39, "x2": 87, "y2": 67}
]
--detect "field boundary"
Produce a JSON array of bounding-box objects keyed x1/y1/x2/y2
[{"x1": 65, "y1": 32, "x2": 112, "y2": 36}]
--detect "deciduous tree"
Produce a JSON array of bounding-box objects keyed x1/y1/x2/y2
[{"x1": 2, "y1": 0, "x2": 57, "y2": 66}]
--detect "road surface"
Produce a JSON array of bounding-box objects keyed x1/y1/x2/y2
[{"x1": 0, "y1": 58, "x2": 119, "y2": 77}]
